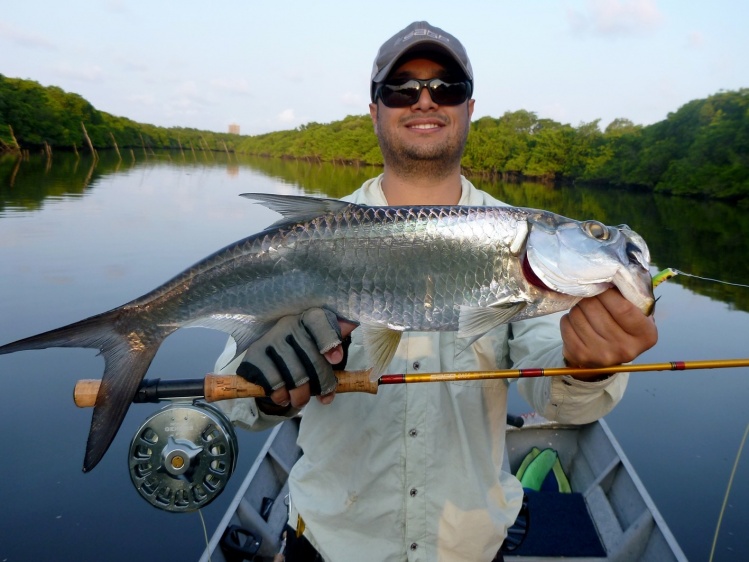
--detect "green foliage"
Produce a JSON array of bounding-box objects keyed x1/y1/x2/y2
[
  {"x1": 0, "y1": 74, "x2": 240, "y2": 153},
  {"x1": 234, "y1": 115, "x2": 379, "y2": 164},
  {"x1": 1, "y1": 73, "x2": 747, "y2": 202},
  {"x1": 589, "y1": 89, "x2": 749, "y2": 201}
]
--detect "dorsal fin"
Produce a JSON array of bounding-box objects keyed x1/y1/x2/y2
[{"x1": 240, "y1": 193, "x2": 353, "y2": 228}]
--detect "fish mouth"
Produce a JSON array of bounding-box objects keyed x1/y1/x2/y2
[{"x1": 614, "y1": 266, "x2": 656, "y2": 316}]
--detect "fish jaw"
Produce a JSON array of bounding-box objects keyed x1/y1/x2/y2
[
  {"x1": 614, "y1": 263, "x2": 655, "y2": 315},
  {"x1": 615, "y1": 227, "x2": 655, "y2": 315},
  {"x1": 525, "y1": 217, "x2": 655, "y2": 315}
]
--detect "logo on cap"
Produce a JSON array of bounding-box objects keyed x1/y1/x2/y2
[{"x1": 396, "y1": 27, "x2": 451, "y2": 47}]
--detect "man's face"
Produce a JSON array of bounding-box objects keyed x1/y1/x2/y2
[{"x1": 369, "y1": 57, "x2": 475, "y2": 177}]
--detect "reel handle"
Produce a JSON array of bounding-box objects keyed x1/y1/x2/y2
[{"x1": 73, "y1": 370, "x2": 378, "y2": 408}]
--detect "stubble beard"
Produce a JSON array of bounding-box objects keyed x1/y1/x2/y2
[{"x1": 376, "y1": 112, "x2": 470, "y2": 182}]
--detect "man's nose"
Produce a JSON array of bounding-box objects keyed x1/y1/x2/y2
[{"x1": 412, "y1": 86, "x2": 437, "y2": 109}]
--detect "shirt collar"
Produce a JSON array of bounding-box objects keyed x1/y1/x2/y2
[{"x1": 361, "y1": 174, "x2": 479, "y2": 206}]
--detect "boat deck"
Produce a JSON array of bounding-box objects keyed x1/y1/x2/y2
[
  {"x1": 201, "y1": 415, "x2": 686, "y2": 561},
  {"x1": 504, "y1": 415, "x2": 686, "y2": 561}
]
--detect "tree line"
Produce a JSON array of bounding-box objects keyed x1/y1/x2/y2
[
  {"x1": 1, "y1": 73, "x2": 746, "y2": 203},
  {"x1": 0, "y1": 74, "x2": 240, "y2": 156}
]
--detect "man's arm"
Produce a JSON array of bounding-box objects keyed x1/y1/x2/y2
[{"x1": 516, "y1": 287, "x2": 657, "y2": 423}]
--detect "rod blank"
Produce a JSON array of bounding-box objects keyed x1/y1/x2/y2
[{"x1": 73, "y1": 358, "x2": 749, "y2": 408}]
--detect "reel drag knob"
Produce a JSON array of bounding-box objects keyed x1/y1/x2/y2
[
  {"x1": 162, "y1": 436, "x2": 202, "y2": 476},
  {"x1": 128, "y1": 401, "x2": 238, "y2": 512}
]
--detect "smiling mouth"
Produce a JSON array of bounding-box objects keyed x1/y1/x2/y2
[{"x1": 407, "y1": 123, "x2": 442, "y2": 130}]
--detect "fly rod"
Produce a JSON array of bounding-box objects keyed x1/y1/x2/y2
[{"x1": 74, "y1": 357, "x2": 749, "y2": 408}]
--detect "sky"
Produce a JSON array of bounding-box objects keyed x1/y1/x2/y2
[{"x1": 1, "y1": 0, "x2": 747, "y2": 136}]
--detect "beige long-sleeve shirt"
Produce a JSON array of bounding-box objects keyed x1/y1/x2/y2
[{"x1": 216, "y1": 175, "x2": 627, "y2": 561}]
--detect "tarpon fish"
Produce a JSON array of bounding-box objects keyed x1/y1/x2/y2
[{"x1": 0, "y1": 193, "x2": 654, "y2": 471}]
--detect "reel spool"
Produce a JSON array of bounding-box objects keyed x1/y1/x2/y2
[{"x1": 128, "y1": 401, "x2": 238, "y2": 512}]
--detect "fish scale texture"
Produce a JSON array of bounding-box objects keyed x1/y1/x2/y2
[{"x1": 144, "y1": 205, "x2": 532, "y2": 332}]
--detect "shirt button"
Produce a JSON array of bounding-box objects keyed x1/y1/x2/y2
[
  {"x1": 410, "y1": 543, "x2": 418, "y2": 551},
  {"x1": 408, "y1": 428, "x2": 418, "y2": 437},
  {"x1": 412, "y1": 361, "x2": 421, "y2": 370},
  {"x1": 410, "y1": 488, "x2": 418, "y2": 497}
]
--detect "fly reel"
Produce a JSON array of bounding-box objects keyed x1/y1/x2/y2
[{"x1": 128, "y1": 401, "x2": 238, "y2": 512}]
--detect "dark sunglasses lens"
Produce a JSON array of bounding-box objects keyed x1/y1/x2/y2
[
  {"x1": 379, "y1": 80, "x2": 421, "y2": 107},
  {"x1": 430, "y1": 80, "x2": 470, "y2": 105},
  {"x1": 379, "y1": 79, "x2": 470, "y2": 107}
]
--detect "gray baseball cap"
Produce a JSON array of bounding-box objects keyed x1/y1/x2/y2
[{"x1": 370, "y1": 21, "x2": 474, "y2": 101}]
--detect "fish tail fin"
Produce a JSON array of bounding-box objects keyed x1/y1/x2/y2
[
  {"x1": 0, "y1": 310, "x2": 124, "y2": 356},
  {"x1": 84, "y1": 337, "x2": 161, "y2": 472},
  {"x1": 0, "y1": 310, "x2": 168, "y2": 472}
]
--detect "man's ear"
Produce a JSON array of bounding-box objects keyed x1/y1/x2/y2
[
  {"x1": 369, "y1": 103, "x2": 378, "y2": 133},
  {"x1": 467, "y1": 98, "x2": 475, "y2": 120}
]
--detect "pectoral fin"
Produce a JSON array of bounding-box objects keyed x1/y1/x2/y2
[
  {"x1": 457, "y1": 301, "x2": 526, "y2": 340},
  {"x1": 360, "y1": 323, "x2": 403, "y2": 380}
]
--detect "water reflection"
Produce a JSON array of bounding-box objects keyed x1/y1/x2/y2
[
  {"x1": 2, "y1": 150, "x2": 748, "y2": 312},
  {"x1": 0, "y1": 149, "x2": 747, "y2": 560}
]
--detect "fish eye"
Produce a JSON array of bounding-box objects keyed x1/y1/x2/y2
[{"x1": 582, "y1": 221, "x2": 610, "y2": 240}]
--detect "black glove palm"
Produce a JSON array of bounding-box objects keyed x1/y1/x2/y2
[{"x1": 237, "y1": 308, "x2": 342, "y2": 397}]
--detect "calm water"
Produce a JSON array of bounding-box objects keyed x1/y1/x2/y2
[{"x1": 0, "y1": 151, "x2": 747, "y2": 561}]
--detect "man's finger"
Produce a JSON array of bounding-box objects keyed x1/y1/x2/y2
[
  {"x1": 323, "y1": 320, "x2": 358, "y2": 365},
  {"x1": 269, "y1": 387, "x2": 291, "y2": 407}
]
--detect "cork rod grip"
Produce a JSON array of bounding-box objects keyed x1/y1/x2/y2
[
  {"x1": 333, "y1": 369, "x2": 378, "y2": 394},
  {"x1": 73, "y1": 370, "x2": 379, "y2": 408},
  {"x1": 73, "y1": 379, "x2": 102, "y2": 408},
  {"x1": 203, "y1": 374, "x2": 267, "y2": 401}
]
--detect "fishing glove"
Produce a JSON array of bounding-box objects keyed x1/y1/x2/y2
[{"x1": 237, "y1": 308, "x2": 342, "y2": 398}]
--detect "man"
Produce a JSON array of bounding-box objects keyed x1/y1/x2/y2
[{"x1": 216, "y1": 21, "x2": 657, "y2": 561}]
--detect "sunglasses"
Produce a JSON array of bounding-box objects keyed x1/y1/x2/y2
[{"x1": 375, "y1": 78, "x2": 472, "y2": 108}]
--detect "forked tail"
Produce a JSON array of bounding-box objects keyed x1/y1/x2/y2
[{"x1": 0, "y1": 309, "x2": 166, "y2": 472}]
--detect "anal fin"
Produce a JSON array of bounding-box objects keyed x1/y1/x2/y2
[{"x1": 182, "y1": 314, "x2": 271, "y2": 366}]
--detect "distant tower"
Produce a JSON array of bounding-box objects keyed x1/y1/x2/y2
[{"x1": 228, "y1": 123, "x2": 240, "y2": 135}]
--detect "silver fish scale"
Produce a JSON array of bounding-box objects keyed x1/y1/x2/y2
[{"x1": 158, "y1": 204, "x2": 531, "y2": 333}]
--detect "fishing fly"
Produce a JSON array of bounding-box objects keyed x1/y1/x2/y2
[{"x1": 653, "y1": 267, "x2": 749, "y2": 290}]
